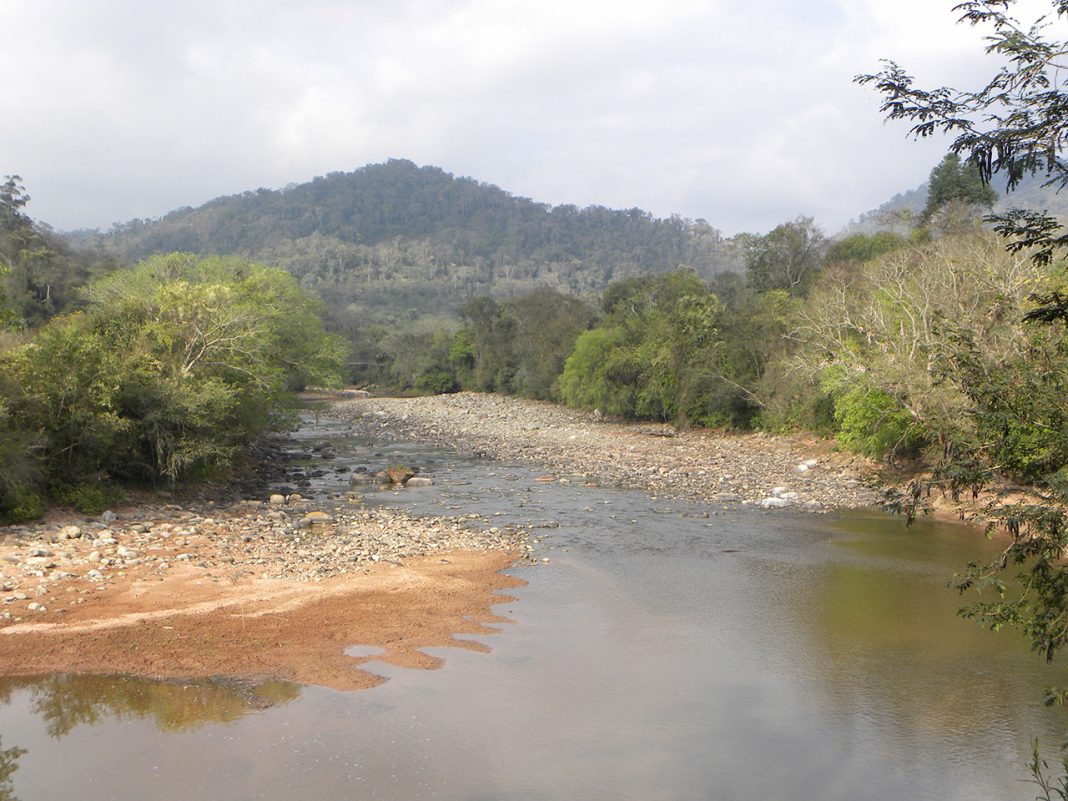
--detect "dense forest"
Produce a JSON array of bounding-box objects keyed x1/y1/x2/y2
[{"x1": 73, "y1": 159, "x2": 742, "y2": 323}]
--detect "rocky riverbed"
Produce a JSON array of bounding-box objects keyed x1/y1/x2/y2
[
  {"x1": 331, "y1": 392, "x2": 883, "y2": 511},
  {"x1": 0, "y1": 496, "x2": 526, "y2": 628},
  {"x1": 0, "y1": 390, "x2": 884, "y2": 688}
]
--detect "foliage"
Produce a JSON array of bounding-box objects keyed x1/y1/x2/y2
[
  {"x1": 78, "y1": 160, "x2": 743, "y2": 348},
  {"x1": 52, "y1": 482, "x2": 117, "y2": 515},
  {"x1": 825, "y1": 373, "x2": 922, "y2": 459},
  {"x1": 937, "y1": 321, "x2": 1068, "y2": 482},
  {"x1": 558, "y1": 327, "x2": 628, "y2": 414},
  {"x1": 921, "y1": 153, "x2": 998, "y2": 223},
  {"x1": 0, "y1": 254, "x2": 347, "y2": 514},
  {"x1": 456, "y1": 288, "x2": 595, "y2": 400},
  {"x1": 559, "y1": 270, "x2": 731, "y2": 426},
  {"x1": 742, "y1": 216, "x2": 828, "y2": 296},
  {"x1": 0, "y1": 371, "x2": 43, "y2": 522},
  {"x1": 785, "y1": 233, "x2": 1041, "y2": 459},
  {"x1": 414, "y1": 368, "x2": 458, "y2": 395},
  {"x1": 856, "y1": 1, "x2": 1068, "y2": 278},
  {"x1": 860, "y1": 5, "x2": 1068, "y2": 780},
  {"x1": 1028, "y1": 740, "x2": 1068, "y2": 800},
  {"x1": 1, "y1": 175, "x2": 117, "y2": 327},
  {"x1": 825, "y1": 231, "x2": 907, "y2": 264}
]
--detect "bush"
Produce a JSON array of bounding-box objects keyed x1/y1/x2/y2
[
  {"x1": 52, "y1": 482, "x2": 118, "y2": 516},
  {"x1": 832, "y1": 382, "x2": 923, "y2": 459},
  {"x1": 0, "y1": 253, "x2": 349, "y2": 502},
  {"x1": 0, "y1": 492, "x2": 46, "y2": 524},
  {"x1": 415, "y1": 368, "x2": 458, "y2": 395}
]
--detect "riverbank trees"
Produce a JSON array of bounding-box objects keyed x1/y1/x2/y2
[
  {"x1": 858, "y1": 4, "x2": 1068, "y2": 788},
  {"x1": 0, "y1": 253, "x2": 346, "y2": 522}
]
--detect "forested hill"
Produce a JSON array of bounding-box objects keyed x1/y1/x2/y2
[{"x1": 73, "y1": 160, "x2": 741, "y2": 320}]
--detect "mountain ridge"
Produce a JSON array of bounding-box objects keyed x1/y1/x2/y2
[{"x1": 71, "y1": 159, "x2": 743, "y2": 323}]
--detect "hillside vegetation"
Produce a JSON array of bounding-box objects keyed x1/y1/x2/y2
[{"x1": 76, "y1": 160, "x2": 742, "y2": 324}]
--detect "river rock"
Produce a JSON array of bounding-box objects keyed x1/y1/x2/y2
[
  {"x1": 760, "y1": 497, "x2": 789, "y2": 508},
  {"x1": 405, "y1": 477, "x2": 434, "y2": 487},
  {"x1": 387, "y1": 467, "x2": 415, "y2": 485},
  {"x1": 268, "y1": 494, "x2": 286, "y2": 506}
]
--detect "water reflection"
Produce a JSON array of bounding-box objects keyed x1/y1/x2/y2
[
  {"x1": 0, "y1": 737, "x2": 24, "y2": 801},
  {"x1": 768, "y1": 514, "x2": 1068, "y2": 767},
  {"x1": 0, "y1": 674, "x2": 301, "y2": 737}
]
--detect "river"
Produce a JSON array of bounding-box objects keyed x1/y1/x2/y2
[{"x1": 0, "y1": 415, "x2": 1064, "y2": 800}]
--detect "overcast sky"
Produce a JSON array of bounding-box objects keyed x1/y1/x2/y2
[{"x1": 0, "y1": 0, "x2": 1049, "y2": 236}]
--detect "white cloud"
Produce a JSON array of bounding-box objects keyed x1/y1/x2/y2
[{"x1": 0, "y1": 0, "x2": 1055, "y2": 234}]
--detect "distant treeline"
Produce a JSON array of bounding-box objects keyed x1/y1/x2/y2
[{"x1": 6, "y1": 153, "x2": 1065, "y2": 524}]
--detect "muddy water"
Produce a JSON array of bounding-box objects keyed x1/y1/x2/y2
[{"x1": 0, "y1": 415, "x2": 1065, "y2": 800}]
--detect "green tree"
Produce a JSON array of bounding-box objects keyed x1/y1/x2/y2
[
  {"x1": 0, "y1": 254, "x2": 347, "y2": 500},
  {"x1": 743, "y1": 216, "x2": 828, "y2": 295},
  {"x1": 560, "y1": 270, "x2": 731, "y2": 426},
  {"x1": 455, "y1": 289, "x2": 594, "y2": 399},
  {"x1": 825, "y1": 231, "x2": 907, "y2": 265},
  {"x1": 921, "y1": 153, "x2": 998, "y2": 224}
]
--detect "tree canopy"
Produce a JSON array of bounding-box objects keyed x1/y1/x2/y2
[
  {"x1": 0, "y1": 253, "x2": 346, "y2": 521},
  {"x1": 921, "y1": 152, "x2": 998, "y2": 223}
]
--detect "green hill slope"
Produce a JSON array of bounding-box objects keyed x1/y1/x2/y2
[{"x1": 76, "y1": 160, "x2": 742, "y2": 322}]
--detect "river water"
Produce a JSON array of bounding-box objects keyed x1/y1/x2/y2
[{"x1": 0, "y1": 415, "x2": 1065, "y2": 800}]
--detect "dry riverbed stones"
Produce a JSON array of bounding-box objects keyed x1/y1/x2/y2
[
  {"x1": 0, "y1": 498, "x2": 528, "y2": 625},
  {"x1": 330, "y1": 393, "x2": 881, "y2": 511}
]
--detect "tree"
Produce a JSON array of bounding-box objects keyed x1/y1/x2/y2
[
  {"x1": 856, "y1": 1, "x2": 1068, "y2": 269},
  {"x1": 0, "y1": 253, "x2": 347, "y2": 497},
  {"x1": 858, "y1": 1, "x2": 1068, "y2": 744},
  {"x1": 921, "y1": 153, "x2": 998, "y2": 223},
  {"x1": 0, "y1": 175, "x2": 111, "y2": 325},
  {"x1": 743, "y1": 216, "x2": 827, "y2": 295},
  {"x1": 559, "y1": 270, "x2": 731, "y2": 426}
]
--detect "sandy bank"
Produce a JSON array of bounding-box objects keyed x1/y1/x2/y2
[
  {"x1": 0, "y1": 549, "x2": 520, "y2": 691},
  {"x1": 0, "y1": 496, "x2": 526, "y2": 690}
]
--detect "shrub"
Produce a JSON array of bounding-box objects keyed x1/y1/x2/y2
[
  {"x1": 415, "y1": 368, "x2": 458, "y2": 395},
  {"x1": 831, "y1": 382, "x2": 922, "y2": 459}
]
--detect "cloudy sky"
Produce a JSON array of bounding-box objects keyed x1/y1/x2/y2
[{"x1": 0, "y1": 1, "x2": 1045, "y2": 235}]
